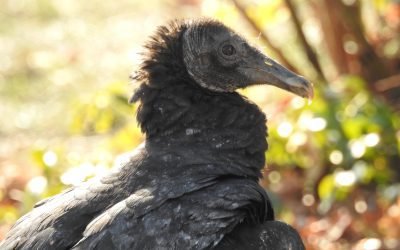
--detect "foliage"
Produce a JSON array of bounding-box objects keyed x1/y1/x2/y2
[{"x1": 1, "y1": 0, "x2": 399, "y2": 249}]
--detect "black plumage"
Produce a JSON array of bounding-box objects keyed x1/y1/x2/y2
[{"x1": 1, "y1": 19, "x2": 312, "y2": 249}]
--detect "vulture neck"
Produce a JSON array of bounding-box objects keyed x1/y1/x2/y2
[
  {"x1": 131, "y1": 25, "x2": 268, "y2": 179},
  {"x1": 133, "y1": 82, "x2": 268, "y2": 179}
]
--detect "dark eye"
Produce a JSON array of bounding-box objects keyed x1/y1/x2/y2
[{"x1": 222, "y1": 44, "x2": 236, "y2": 56}]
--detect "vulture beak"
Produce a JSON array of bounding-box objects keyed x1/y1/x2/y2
[{"x1": 242, "y1": 55, "x2": 314, "y2": 99}]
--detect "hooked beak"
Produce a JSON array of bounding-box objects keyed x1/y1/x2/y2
[{"x1": 241, "y1": 55, "x2": 314, "y2": 99}]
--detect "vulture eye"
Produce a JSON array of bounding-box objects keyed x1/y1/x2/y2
[{"x1": 222, "y1": 44, "x2": 236, "y2": 56}]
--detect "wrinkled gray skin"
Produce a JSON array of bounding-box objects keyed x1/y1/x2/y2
[
  {"x1": 0, "y1": 19, "x2": 310, "y2": 250},
  {"x1": 183, "y1": 22, "x2": 312, "y2": 98}
]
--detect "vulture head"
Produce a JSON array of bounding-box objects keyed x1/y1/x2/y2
[
  {"x1": 182, "y1": 20, "x2": 313, "y2": 98},
  {"x1": 131, "y1": 19, "x2": 314, "y2": 137}
]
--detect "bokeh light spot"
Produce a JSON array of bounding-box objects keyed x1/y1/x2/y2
[
  {"x1": 291, "y1": 132, "x2": 307, "y2": 146},
  {"x1": 277, "y1": 121, "x2": 293, "y2": 138},
  {"x1": 329, "y1": 150, "x2": 343, "y2": 165},
  {"x1": 354, "y1": 200, "x2": 367, "y2": 213},
  {"x1": 344, "y1": 40, "x2": 358, "y2": 54},
  {"x1": 308, "y1": 117, "x2": 327, "y2": 132},
  {"x1": 363, "y1": 133, "x2": 380, "y2": 147},
  {"x1": 27, "y1": 176, "x2": 48, "y2": 195},
  {"x1": 60, "y1": 163, "x2": 95, "y2": 186},
  {"x1": 362, "y1": 238, "x2": 382, "y2": 250},
  {"x1": 334, "y1": 170, "x2": 356, "y2": 187},
  {"x1": 43, "y1": 151, "x2": 58, "y2": 167},
  {"x1": 290, "y1": 96, "x2": 305, "y2": 109},
  {"x1": 302, "y1": 194, "x2": 315, "y2": 207},
  {"x1": 349, "y1": 140, "x2": 366, "y2": 158},
  {"x1": 268, "y1": 171, "x2": 281, "y2": 184},
  {"x1": 388, "y1": 204, "x2": 400, "y2": 217}
]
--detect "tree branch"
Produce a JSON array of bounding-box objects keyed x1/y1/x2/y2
[
  {"x1": 284, "y1": 0, "x2": 326, "y2": 83},
  {"x1": 231, "y1": 0, "x2": 298, "y2": 73},
  {"x1": 335, "y1": 0, "x2": 389, "y2": 82}
]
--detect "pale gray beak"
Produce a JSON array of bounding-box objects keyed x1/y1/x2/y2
[{"x1": 241, "y1": 55, "x2": 314, "y2": 99}]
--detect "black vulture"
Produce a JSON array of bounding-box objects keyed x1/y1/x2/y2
[{"x1": 1, "y1": 19, "x2": 313, "y2": 250}]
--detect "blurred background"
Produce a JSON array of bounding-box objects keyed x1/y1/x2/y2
[{"x1": 0, "y1": 0, "x2": 399, "y2": 249}]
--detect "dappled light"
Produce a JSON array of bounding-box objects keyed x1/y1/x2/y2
[{"x1": 1, "y1": 0, "x2": 400, "y2": 249}]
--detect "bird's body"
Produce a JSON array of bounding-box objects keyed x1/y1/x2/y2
[{"x1": 1, "y1": 19, "x2": 310, "y2": 249}]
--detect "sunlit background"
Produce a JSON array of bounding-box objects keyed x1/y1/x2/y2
[{"x1": 1, "y1": 0, "x2": 400, "y2": 249}]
